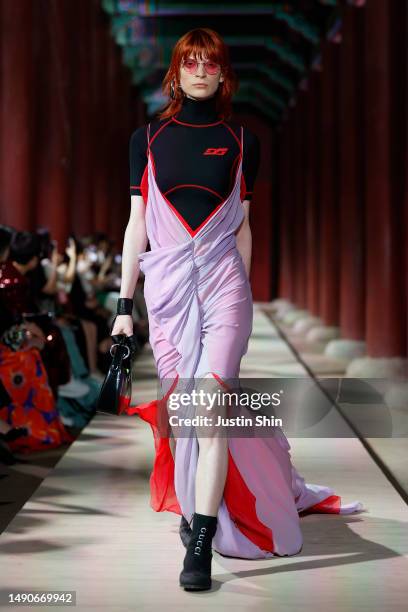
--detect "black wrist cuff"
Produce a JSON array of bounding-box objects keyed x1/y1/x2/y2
[{"x1": 117, "y1": 298, "x2": 133, "y2": 315}]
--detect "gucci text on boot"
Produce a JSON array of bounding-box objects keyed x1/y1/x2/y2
[{"x1": 194, "y1": 527, "x2": 207, "y2": 555}]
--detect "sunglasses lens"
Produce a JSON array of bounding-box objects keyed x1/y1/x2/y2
[
  {"x1": 183, "y1": 59, "x2": 197, "y2": 72},
  {"x1": 205, "y1": 62, "x2": 220, "y2": 75},
  {"x1": 183, "y1": 59, "x2": 220, "y2": 75}
]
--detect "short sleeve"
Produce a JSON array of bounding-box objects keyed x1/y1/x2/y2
[
  {"x1": 129, "y1": 126, "x2": 148, "y2": 197},
  {"x1": 242, "y1": 127, "x2": 260, "y2": 201}
]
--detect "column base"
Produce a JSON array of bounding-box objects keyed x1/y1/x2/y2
[
  {"x1": 385, "y1": 382, "x2": 408, "y2": 410},
  {"x1": 305, "y1": 325, "x2": 340, "y2": 343},
  {"x1": 281, "y1": 308, "x2": 310, "y2": 326},
  {"x1": 325, "y1": 339, "x2": 366, "y2": 360},
  {"x1": 270, "y1": 298, "x2": 296, "y2": 320},
  {"x1": 293, "y1": 316, "x2": 323, "y2": 335},
  {"x1": 346, "y1": 356, "x2": 408, "y2": 379}
]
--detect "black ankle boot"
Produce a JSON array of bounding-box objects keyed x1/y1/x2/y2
[
  {"x1": 179, "y1": 512, "x2": 218, "y2": 591},
  {"x1": 179, "y1": 515, "x2": 192, "y2": 549}
]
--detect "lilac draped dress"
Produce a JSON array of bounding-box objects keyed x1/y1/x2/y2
[{"x1": 126, "y1": 122, "x2": 364, "y2": 559}]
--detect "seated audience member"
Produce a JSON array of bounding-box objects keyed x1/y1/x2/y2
[
  {"x1": 67, "y1": 237, "x2": 115, "y2": 373},
  {"x1": 52, "y1": 235, "x2": 100, "y2": 373},
  {"x1": 3, "y1": 230, "x2": 72, "y2": 397},
  {"x1": 0, "y1": 304, "x2": 75, "y2": 454},
  {"x1": 25, "y1": 227, "x2": 60, "y2": 314},
  {"x1": 20, "y1": 231, "x2": 103, "y2": 425}
]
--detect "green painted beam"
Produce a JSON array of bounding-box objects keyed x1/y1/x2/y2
[
  {"x1": 238, "y1": 80, "x2": 286, "y2": 111},
  {"x1": 123, "y1": 48, "x2": 295, "y2": 96},
  {"x1": 101, "y1": 0, "x2": 342, "y2": 122},
  {"x1": 104, "y1": 1, "x2": 324, "y2": 43},
  {"x1": 111, "y1": 25, "x2": 307, "y2": 73}
]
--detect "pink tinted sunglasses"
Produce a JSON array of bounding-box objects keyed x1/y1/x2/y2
[{"x1": 182, "y1": 58, "x2": 222, "y2": 75}]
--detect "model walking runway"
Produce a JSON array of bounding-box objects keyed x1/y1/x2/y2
[
  {"x1": 124, "y1": 109, "x2": 363, "y2": 560},
  {"x1": 111, "y1": 28, "x2": 364, "y2": 589}
]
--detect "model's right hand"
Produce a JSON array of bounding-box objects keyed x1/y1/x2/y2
[{"x1": 111, "y1": 314, "x2": 133, "y2": 337}]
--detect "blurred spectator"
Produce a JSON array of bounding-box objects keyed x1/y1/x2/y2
[
  {"x1": 65, "y1": 236, "x2": 116, "y2": 372},
  {"x1": 3, "y1": 230, "x2": 72, "y2": 397},
  {"x1": 0, "y1": 302, "x2": 74, "y2": 455},
  {"x1": 0, "y1": 223, "x2": 151, "y2": 461}
]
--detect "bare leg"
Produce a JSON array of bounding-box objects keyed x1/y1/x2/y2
[
  {"x1": 178, "y1": 373, "x2": 227, "y2": 590},
  {"x1": 162, "y1": 372, "x2": 228, "y2": 515},
  {"x1": 195, "y1": 436, "x2": 228, "y2": 515},
  {"x1": 194, "y1": 373, "x2": 228, "y2": 516}
]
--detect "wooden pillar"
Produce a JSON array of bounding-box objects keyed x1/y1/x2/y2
[
  {"x1": 32, "y1": 0, "x2": 70, "y2": 247},
  {"x1": 277, "y1": 120, "x2": 292, "y2": 300},
  {"x1": 338, "y1": 5, "x2": 366, "y2": 341},
  {"x1": 91, "y1": 1, "x2": 110, "y2": 233},
  {"x1": 364, "y1": 0, "x2": 406, "y2": 357},
  {"x1": 293, "y1": 95, "x2": 307, "y2": 308},
  {"x1": 305, "y1": 72, "x2": 321, "y2": 315},
  {"x1": 69, "y1": 0, "x2": 94, "y2": 236},
  {"x1": 404, "y1": 0, "x2": 408, "y2": 359},
  {"x1": 0, "y1": 0, "x2": 34, "y2": 230},
  {"x1": 292, "y1": 107, "x2": 300, "y2": 306},
  {"x1": 111, "y1": 61, "x2": 132, "y2": 249},
  {"x1": 279, "y1": 114, "x2": 296, "y2": 302},
  {"x1": 389, "y1": 0, "x2": 407, "y2": 359},
  {"x1": 228, "y1": 104, "x2": 273, "y2": 301},
  {"x1": 319, "y1": 41, "x2": 340, "y2": 326}
]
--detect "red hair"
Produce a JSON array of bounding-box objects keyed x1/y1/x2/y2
[{"x1": 156, "y1": 28, "x2": 238, "y2": 121}]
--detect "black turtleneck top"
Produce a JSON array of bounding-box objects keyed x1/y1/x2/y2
[{"x1": 129, "y1": 94, "x2": 260, "y2": 232}]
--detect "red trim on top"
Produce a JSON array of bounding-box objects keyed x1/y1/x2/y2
[
  {"x1": 140, "y1": 165, "x2": 148, "y2": 204},
  {"x1": 171, "y1": 116, "x2": 224, "y2": 128},
  {"x1": 148, "y1": 118, "x2": 174, "y2": 149},
  {"x1": 149, "y1": 149, "x2": 242, "y2": 237},
  {"x1": 190, "y1": 202, "x2": 227, "y2": 236},
  {"x1": 147, "y1": 121, "x2": 243, "y2": 235},
  {"x1": 164, "y1": 184, "x2": 223, "y2": 200},
  {"x1": 221, "y1": 121, "x2": 242, "y2": 152},
  {"x1": 240, "y1": 172, "x2": 247, "y2": 202},
  {"x1": 230, "y1": 154, "x2": 240, "y2": 186}
]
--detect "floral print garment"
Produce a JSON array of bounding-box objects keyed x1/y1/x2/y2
[{"x1": 0, "y1": 343, "x2": 75, "y2": 453}]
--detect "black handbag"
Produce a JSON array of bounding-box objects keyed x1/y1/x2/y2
[{"x1": 96, "y1": 333, "x2": 138, "y2": 416}]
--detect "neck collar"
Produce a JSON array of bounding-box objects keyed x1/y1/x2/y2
[{"x1": 174, "y1": 94, "x2": 221, "y2": 126}]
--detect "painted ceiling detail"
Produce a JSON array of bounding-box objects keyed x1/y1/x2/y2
[{"x1": 101, "y1": 0, "x2": 363, "y2": 123}]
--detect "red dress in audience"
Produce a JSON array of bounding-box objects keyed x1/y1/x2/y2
[
  {"x1": 0, "y1": 259, "x2": 74, "y2": 452},
  {"x1": 0, "y1": 259, "x2": 71, "y2": 397},
  {"x1": 0, "y1": 343, "x2": 74, "y2": 453}
]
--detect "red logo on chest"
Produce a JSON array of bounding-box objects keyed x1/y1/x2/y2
[{"x1": 203, "y1": 147, "x2": 228, "y2": 156}]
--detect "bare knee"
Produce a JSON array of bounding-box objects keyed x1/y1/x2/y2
[{"x1": 194, "y1": 372, "x2": 230, "y2": 439}]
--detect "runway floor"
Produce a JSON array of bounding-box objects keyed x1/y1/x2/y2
[{"x1": 1, "y1": 306, "x2": 407, "y2": 611}]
